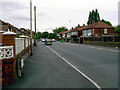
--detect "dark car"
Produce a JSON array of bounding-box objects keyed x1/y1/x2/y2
[{"x1": 45, "y1": 39, "x2": 52, "y2": 45}]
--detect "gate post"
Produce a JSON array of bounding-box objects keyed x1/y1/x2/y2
[{"x1": 2, "y1": 31, "x2": 16, "y2": 84}]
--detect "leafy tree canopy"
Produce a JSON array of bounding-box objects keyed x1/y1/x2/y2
[
  {"x1": 87, "y1": 9, "x2": 100, "y2": 25},
  {"x1": 53, "y1": 26, "x2": 68, "y2": 34},
  {"x1": 115, "y1": 25, "x2": 120, "y2": 34},
  {"x1": 101, "y1": 19, "x2": 112, "y2": 26}
]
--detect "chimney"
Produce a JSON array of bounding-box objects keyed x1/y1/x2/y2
[
  {"x1": 92, "y1": 20, "x2": 95, "y2": 24},
  {"x1": 78, "y1": 24, "x2": 80, "y2": 27},
  {"x1": 83, "y1": 24, "x2": 85, "y2": 26}
]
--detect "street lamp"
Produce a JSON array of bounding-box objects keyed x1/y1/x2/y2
[
  {"x1": 30, "y1": 0, "x2": 33, "y2": 56},
  {"x1": 34, "y1": 6, "x2": 36, "y2": 46}
]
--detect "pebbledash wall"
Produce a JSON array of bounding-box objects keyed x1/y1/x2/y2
[{"x1": 0, "y1": 31, "x2": 35, "y2": 85}]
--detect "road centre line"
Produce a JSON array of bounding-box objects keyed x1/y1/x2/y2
[{"x1": 46, "y1": 45, "x2": 102, "y2": 90}]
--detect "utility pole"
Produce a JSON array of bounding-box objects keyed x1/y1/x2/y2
[
  {"x1": 30, "y1": 0, "x2": 33, "y2": 56},
  {"x1": 34, "y1": 6, "x2": 36, "y2": 46}
]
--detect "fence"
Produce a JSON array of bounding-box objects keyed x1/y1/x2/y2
[
  {"x1": 15, "y1": 38, "x2": 25, "y2": 55},
  {"x1": 83, "y1": 35, "x2": 120, "y2": 47},
  {"x1": 83, "y1": 36, "x2": 120, "y2": 42},
  {"x1": 0, "y1": 31, "x2": 35, "y2": 85}
]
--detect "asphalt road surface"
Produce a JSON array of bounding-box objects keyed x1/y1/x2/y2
[{"x1": 3, "y1": 41, "x2": 118, "y2": 89}]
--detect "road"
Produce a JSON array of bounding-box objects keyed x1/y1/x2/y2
[{"x1": 3, "y1": 41, "x2": 118, "y2": 89}]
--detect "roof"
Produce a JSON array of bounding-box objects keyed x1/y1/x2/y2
[
  {"x1": 57, "y1": 25, "x2": 86, "y2": 34},
  {"x1": 57, "y1": 31, "x2": 68, "y2": 34},
  {"x1": 84, "y1": 21, "x2": 115, "y2": 30},
  {"x1": 73, "y1": 26, "x2": 86, "y2": 31},
  {"x1": 64, "y1": 29, "x2": 73, "y2": 33}
]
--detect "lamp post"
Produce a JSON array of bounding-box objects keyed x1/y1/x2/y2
[
  {"x1": 30, "y1": 0, "x2": 33, "y2": 56},
  {"x1": 34, "y1": 6, "x2": 36, "y2": 46}
]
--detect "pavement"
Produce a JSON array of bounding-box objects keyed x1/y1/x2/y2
[{"x1": 3, "y1": 41, "x2": 118, "y2": 89}]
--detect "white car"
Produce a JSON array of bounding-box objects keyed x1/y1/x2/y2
[
  {"x1": 41, "y1": 39, "x2": 46, "y2": 42},
  {"x1": 45, "y1": 39, "x2": 52, "y2": 45}
]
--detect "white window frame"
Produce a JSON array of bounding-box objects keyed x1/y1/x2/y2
[
  {"x1": 93, "y1": 28, "x2": 94, "y2": 34},
  {"x1": 83, "y1": 30, "x2": 87, "y2": 36},
  {"x1": 88, "y1": 29, "x2": 91, "y2": 36},
  {"x1": 67, "y1": 32, "x2": 71, "y2": 37},
  {"x1": 104, "y1": 28, "x2": 107, "y2": 34},
  {"x1": 63, "y1": 34, "x2": 65, "y2": 37},
  {"x1": 72, "y1": 31, "x2": 77, "y2": 35}
]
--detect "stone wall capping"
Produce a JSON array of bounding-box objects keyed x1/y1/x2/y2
[
  {"x1": 0, "y1": 31, "x2": 5, "y2": 33},
  {"x1": 19, "y1": 35, "x2": 30, "y2": 38},
  {"x1": 19, "y1": 35, "x2": 26, "y2": 38},
  {"x1": 3, "y1": 31, "x2": 16, "y2": 35}
]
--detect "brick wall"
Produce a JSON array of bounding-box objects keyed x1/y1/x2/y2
[
  {"x1": 0, "y1": 33, "x2": 2, "y2": 43},
  {"x1": 2, "y1": 35, "x2": 15, "y2": 56},
  {"x1": 2, "y1": 58, "x2": 16, "y2": 84},
  {"x1": 1, "y1": 33, "x2": 32, "y2": 85}
]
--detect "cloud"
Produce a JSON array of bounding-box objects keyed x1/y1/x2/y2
[
  {"x1": 1, "y1": 1, "x2": 28, "y2": 12},
  {"x1": 11, "y1": 16, "x2": 30, "y2": 21},
  {"x1": 0, "y1": 0, "x2": 119, "y2": 33},
  {"x1": 42, "y1": 27, "x2": 55, "y2": 30},
  {"x1": 37, "y1": 12, "x2": 46, "y2": 16}
]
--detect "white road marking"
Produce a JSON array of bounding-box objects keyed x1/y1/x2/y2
[{"x1": 46, "y1": 45, "x2": 102, "y2": 90}]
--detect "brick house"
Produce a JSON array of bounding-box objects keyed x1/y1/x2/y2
[
  {"x1": 68, "y1": 24, "x2": 86, "y2": 42},
  {"x1": 57, "y1": 31, "x2": 67, "y2": 39},
  {"x1": 82, "y1": 21, "x2": 115, "y2": 37}
]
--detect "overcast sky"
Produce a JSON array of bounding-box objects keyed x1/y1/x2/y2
[{"x1": 0, "y1": 0, "x2": 119, "y2": 33}]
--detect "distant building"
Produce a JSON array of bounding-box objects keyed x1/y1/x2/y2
[{"x1": 0, "y1": 19, "x2": 35, "y2": 36}]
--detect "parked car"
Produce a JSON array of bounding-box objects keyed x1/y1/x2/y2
[
  {"x1": 45, "y1": 39, "x2": 52, "y2": 45},
  {"x1": 41, "y1": 38, "x2": 46, "y2": 42},
  {"x1": 52, "y1": 39, "x2": 55, "y2": 42}
]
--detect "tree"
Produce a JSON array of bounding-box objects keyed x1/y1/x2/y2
[
  {"x1": 53, "y1": 26, "x2": 68, "y2": 34},
  {"x1": 37, "y1": 32, "x2": 42, "y2": 39},
  {"x1": 95, "y1": 9, "x2": 100, "y2": 22},
  {"x1": 115, "y1": 25, "x2": 120, "y2": 34},
  {"x1": 42, "y1": 31, "x2": 49, "y2": 38},
  {"x1": 87, "y1": 9, "x2": 100, "y2": 25},
  {"x1": 101, "y1": 19, "x2": 112, "y2": 26}
]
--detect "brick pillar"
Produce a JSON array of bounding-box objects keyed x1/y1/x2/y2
[
  {"x1": 2, "y1": 31, "x2": 16, "y2": 85},
  {"x1": 0, "y1": 31, "x2": 4, "y2": 44},
  {"x1": 2, "y1": 32, "x2": 16, "y2": 57}
]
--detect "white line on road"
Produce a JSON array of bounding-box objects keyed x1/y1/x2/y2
[{"x1": 46, "y1": 45, "x2": 102, "y2": 90}]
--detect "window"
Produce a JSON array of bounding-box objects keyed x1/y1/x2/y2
[
  {"x1": 63, "y1": 34, "x2": 65, "y2": 37},
  {"x1": 72, "y1": 31, "x2": 77, "y2": 35},
  {"x1": 93, "y1": 28, "x2": 94, "y2": 34},
  {"x1": 57, "y1": 34, "x2": 60, "y2": 37},
  {"x1": 83, "y1": 30, "x2": 87, "y2": 36},
  {"x1": 104, "y1": 28, "x2": 107, "y2": 34},
  {"x1": 67, "y1": 33, "x2": 71, "y2": 37},
  {"x1": 88, "y1": 29, "x2": 91, "y2": 36}
]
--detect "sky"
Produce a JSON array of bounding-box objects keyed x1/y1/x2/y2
[{"x1": 0, "y1": 0, "x2": 119, "y2": 33}]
